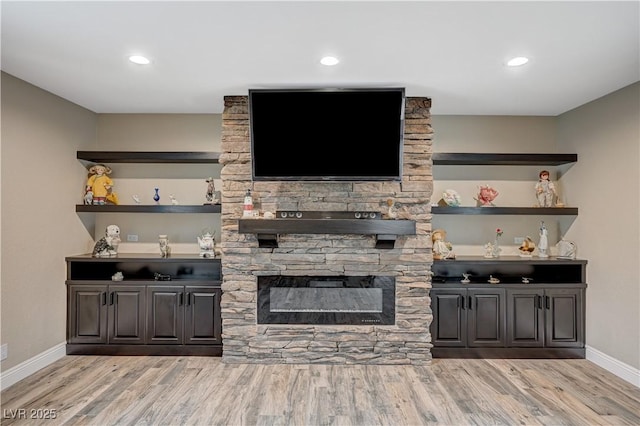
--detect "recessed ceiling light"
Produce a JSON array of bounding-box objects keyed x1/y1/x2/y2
[
  {"x1": 507, "y1": 56, "x2": 529, "y2": 67},
  {"x1": 320, "y1": 56, "x2": 339, "y2": 66},
  {"x1": 129, "y1": 55, "x2": 150, "y2": 65}
]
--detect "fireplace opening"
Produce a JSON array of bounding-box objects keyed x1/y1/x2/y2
[{"x1": 257, "y1": 275, "x2": 395, "y2": 325}]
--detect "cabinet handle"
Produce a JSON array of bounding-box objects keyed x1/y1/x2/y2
[
  {"x1": 101, "y1": 291, "x2": 107, "y2": 306},
  {"x1": 545, "y1": 295, "x2": 550, "y2": 310},
  {"x1": 109, "y1": 292, "x2": 114, "y2": 305},
  {"x1": 468, "y1": 296, "x2": 473, "y2": 310},
  {"x1": 179, "y1": 292, "x2": 184, "y2": 306},
  {"x1": 460, "y1": 295, "x2": 465, "y2": 310},
  {"x1": 186, "y1": 292, "x2": 191, "y2": 306},
  {"x1": 536, "y1": 295, "x2": 542, "y2": 309}
]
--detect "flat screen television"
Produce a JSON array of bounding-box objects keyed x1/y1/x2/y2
[{"x1": 249, "y1": 87, "x2": 405, "y2": 181}]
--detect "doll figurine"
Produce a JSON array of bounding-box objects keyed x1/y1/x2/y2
[
  {"x1": 432, "y1": 229, "x2": 455, "y2": 260},
  {"x1": 535, "y1": 170, "x2": 556, "y2": 207},
  {"x1": 86, "y1": 164, "x2": 118, "y2": 205}
]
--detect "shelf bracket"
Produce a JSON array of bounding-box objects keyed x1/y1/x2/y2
[
  {"x1": 375, "y1": 234, "x2": 397, "y2": 249},
  {"x1": 256, "y1": 233, "x2": 278, "y2": 248}
]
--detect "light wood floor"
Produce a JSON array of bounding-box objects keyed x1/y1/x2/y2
[{"x1": 1, "y1": 356, "x2": 639, "y2": 425}]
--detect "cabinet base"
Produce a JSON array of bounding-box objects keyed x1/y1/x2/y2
[
  {"x1": 432, "y1": 347, "x2": 585, "y2": 359},
  {"x1": 66, "y1": 344, "x2": 222, "y2": 356}
]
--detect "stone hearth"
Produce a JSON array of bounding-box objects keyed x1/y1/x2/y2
[{"x1": 219, "y1": 95, "x2": 434, "y2": 364}]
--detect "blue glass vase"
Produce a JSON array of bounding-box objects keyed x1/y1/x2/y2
[{"x1": 153, "y1": 188, "x2": 160, "y2": 204}]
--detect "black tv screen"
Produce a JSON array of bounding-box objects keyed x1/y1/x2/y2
[{"x1": 249, "y1": 88, "x2": 405, "y2": 181}]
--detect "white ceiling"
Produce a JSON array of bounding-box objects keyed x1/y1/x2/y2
[{"x1": 1, "y1": 1, "x2": 638, "y2": 116}]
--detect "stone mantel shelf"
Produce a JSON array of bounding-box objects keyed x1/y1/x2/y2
[{"x1": 238, "y1": 218, "x2": 417, "y2": 249}]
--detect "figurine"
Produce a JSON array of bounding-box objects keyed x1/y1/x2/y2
[
  {"x1": 83, "y1": 190, "x2": 93, "y2": 205},
  {"x1": 484, "y1": 241, "x2": 502, "y2": 258},
  {"x1": 488, "y1": 275, "x2": 500, "y2": 284},
  {"x1": 538, "y1": 221, "x2": 549, "y2": 258},
  {"x1": 521, "y1": 277, "x2": 533, "y2": 284},
  {"x1": 535, "y1": 170, "x2": 557, "y2": 207},
  {"x1": 85, "y1": 164, "x2": 118, "y2": 205},
  {"x1": 441, "y1": 189, "x2": 461, "y2": 207},
  {"x1": 169, "y1": 194, "x2": 179, "y2": 205},
  {"x1": 92, "y1": 225, "x2": 121, "y2": 257},
  {"x1": 383, "y1": 198, "x2": 398, "y2": 219},
  {"x1": 556, "y1": 238, "x2": 577, "y2": 259},
  {"x1": 461, "y1": 273, "x2": 471, "y2": 284},
  {"x1": 111, "y1": 272, "x2": 124, "y2": 281},
  {"x1": 159, "y1": 235, "x2": 171, "y2": 257},
  {"x1": 197, "y1": 231, "x2": 215, "y2": 258},
  {"x1": 205, "y1": 177, "x2": 218, "y2": 204},
  {"x1": 518, "y1": 236, "x2": 536, "y2": 257},
  {"x1": 475, "y1": 185, "x2": 498, "y2": 207},
  {"x1": 432, "y1": 229, "x2": 455, "y2": 260},
  {"x1": 132, "y1": 195, "x2": 141, "y2": 204}
]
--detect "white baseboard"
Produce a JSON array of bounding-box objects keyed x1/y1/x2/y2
[
  {"x1": 0, "y1": 342, "x2": 66, "y2": 391},
  {"x1": 586, "y1": 345, "x2": 640, "y2": 387}
]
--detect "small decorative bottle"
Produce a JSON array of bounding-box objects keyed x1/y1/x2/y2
[
  {"x1": 153, "y1": 188, "x2": 160, "y2": 204},
  {"x1": 159, "y1": 234, "x2": 170, "y2": 257},
  {"x1": 243, "y1": 189, "x2": 254, "y2": 218}
]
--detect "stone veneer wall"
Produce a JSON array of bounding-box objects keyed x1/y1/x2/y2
[{"x1": 219, "y1": 95, "x2": 433, "y2": 364}]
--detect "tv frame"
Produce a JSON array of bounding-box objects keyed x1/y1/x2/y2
[{"x1": 248, "y1": 87, "x2": 406, "y2": 182}]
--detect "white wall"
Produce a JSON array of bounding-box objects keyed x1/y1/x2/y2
[
  {"x1": 557, "y1": 82, "x2": 640, "y2": 370},
  {"x1": 1, "y1": 72, "x2": 96, "y2": 371}
]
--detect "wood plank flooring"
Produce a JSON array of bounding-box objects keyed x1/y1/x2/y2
[{"x1": 1, "y1": 356, "x2": 639, "y2": 425}]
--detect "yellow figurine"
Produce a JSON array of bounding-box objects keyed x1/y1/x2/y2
[{"x1": 85, "y1": 164, "x2": 119, "y2": 205}]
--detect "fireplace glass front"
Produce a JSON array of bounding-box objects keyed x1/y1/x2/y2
[{"x1": 257, "y1": 275, "x2": 395, "y2": 325}]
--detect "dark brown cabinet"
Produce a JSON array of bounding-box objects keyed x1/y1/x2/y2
[
  {"x1": 507, "y1": 287, "x2": 584, "y2": 348},
  {"x1": 430, "y1": 256, "x2": 586, "y2": 358},
  {"x1": 431, "y1": 288, "x2": 506, "y2": 348},
  {"x1": 66, "y1": 254, "x2": 222, "y2": 356},
  {"x1": 146, "y1": 285, "x2": 221, "y2": 345},
  {"x1": 68, "y1": 284, "x2": 146, "y2": 345}
]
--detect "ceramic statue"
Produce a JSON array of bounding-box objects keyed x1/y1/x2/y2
[
  {"x1": 556, "y1": 239, "x2": 577, "y2": 259},
  {"x1": 159, "y1": 234, "x2": 171, "y2": 257},
  {"x1": 518, "y1": 236, "x2": 536, "y2": 257},
  {"x1": 92, "y1": 224, "x2": 121, "y2": 257},
  {"x1": 197, "y1": 231, "x2": 216, "y2": 258}
]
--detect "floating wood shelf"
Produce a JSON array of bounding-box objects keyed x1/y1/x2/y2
[
  {"x1": 238, "y1": 218, "x2": 416, "y2": 249},
  {"x1": 77, "y1": 151, "x2": 220, "y2": 163},
  {"x1": 76, "y1": 204, "x2": 221, "y2": 213},
  {"x1": 431, "y1": 206, "x2": 578, "y2": 215},
  {"x1": 432, "y1": 153, "x2": 577, "y2": 166}
]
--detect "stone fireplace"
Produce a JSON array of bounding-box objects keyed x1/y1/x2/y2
[{"x1": 219, "y1": 95, "x2": 434, "y2": 364}]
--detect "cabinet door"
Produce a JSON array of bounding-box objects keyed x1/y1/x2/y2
[
  {"x1": 146, "y1": 286, "x2": 184, "y2": 344},
  {"x1": 108, "y1": 285, "x2": 146, "y2": 344},
  {"x1": 544, "y1": 288, "x2": 584, "y2": 348},
  {"x1": 468, "y1": 289, "x2": 505, "y2": 347},
  {"x1": 430, "y1": 289, "x2": 466, "y2": 347},
  {"x1": 68, "y1": 285, "x2": 108, "y2": 344},
  {"x1": 185, "y1": 286, "x2": 222, "y2": 345},
  {"x1": 507, "y1": 289, "x2": 544, "y2": 347}
]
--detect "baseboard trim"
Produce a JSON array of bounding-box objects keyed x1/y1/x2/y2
[
  {"x1": 586, "y1": 345, "x2": 640, "y2": 387},
  {"x1": 0, "y1": 342, "x2": 66, "y2": 391}
]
